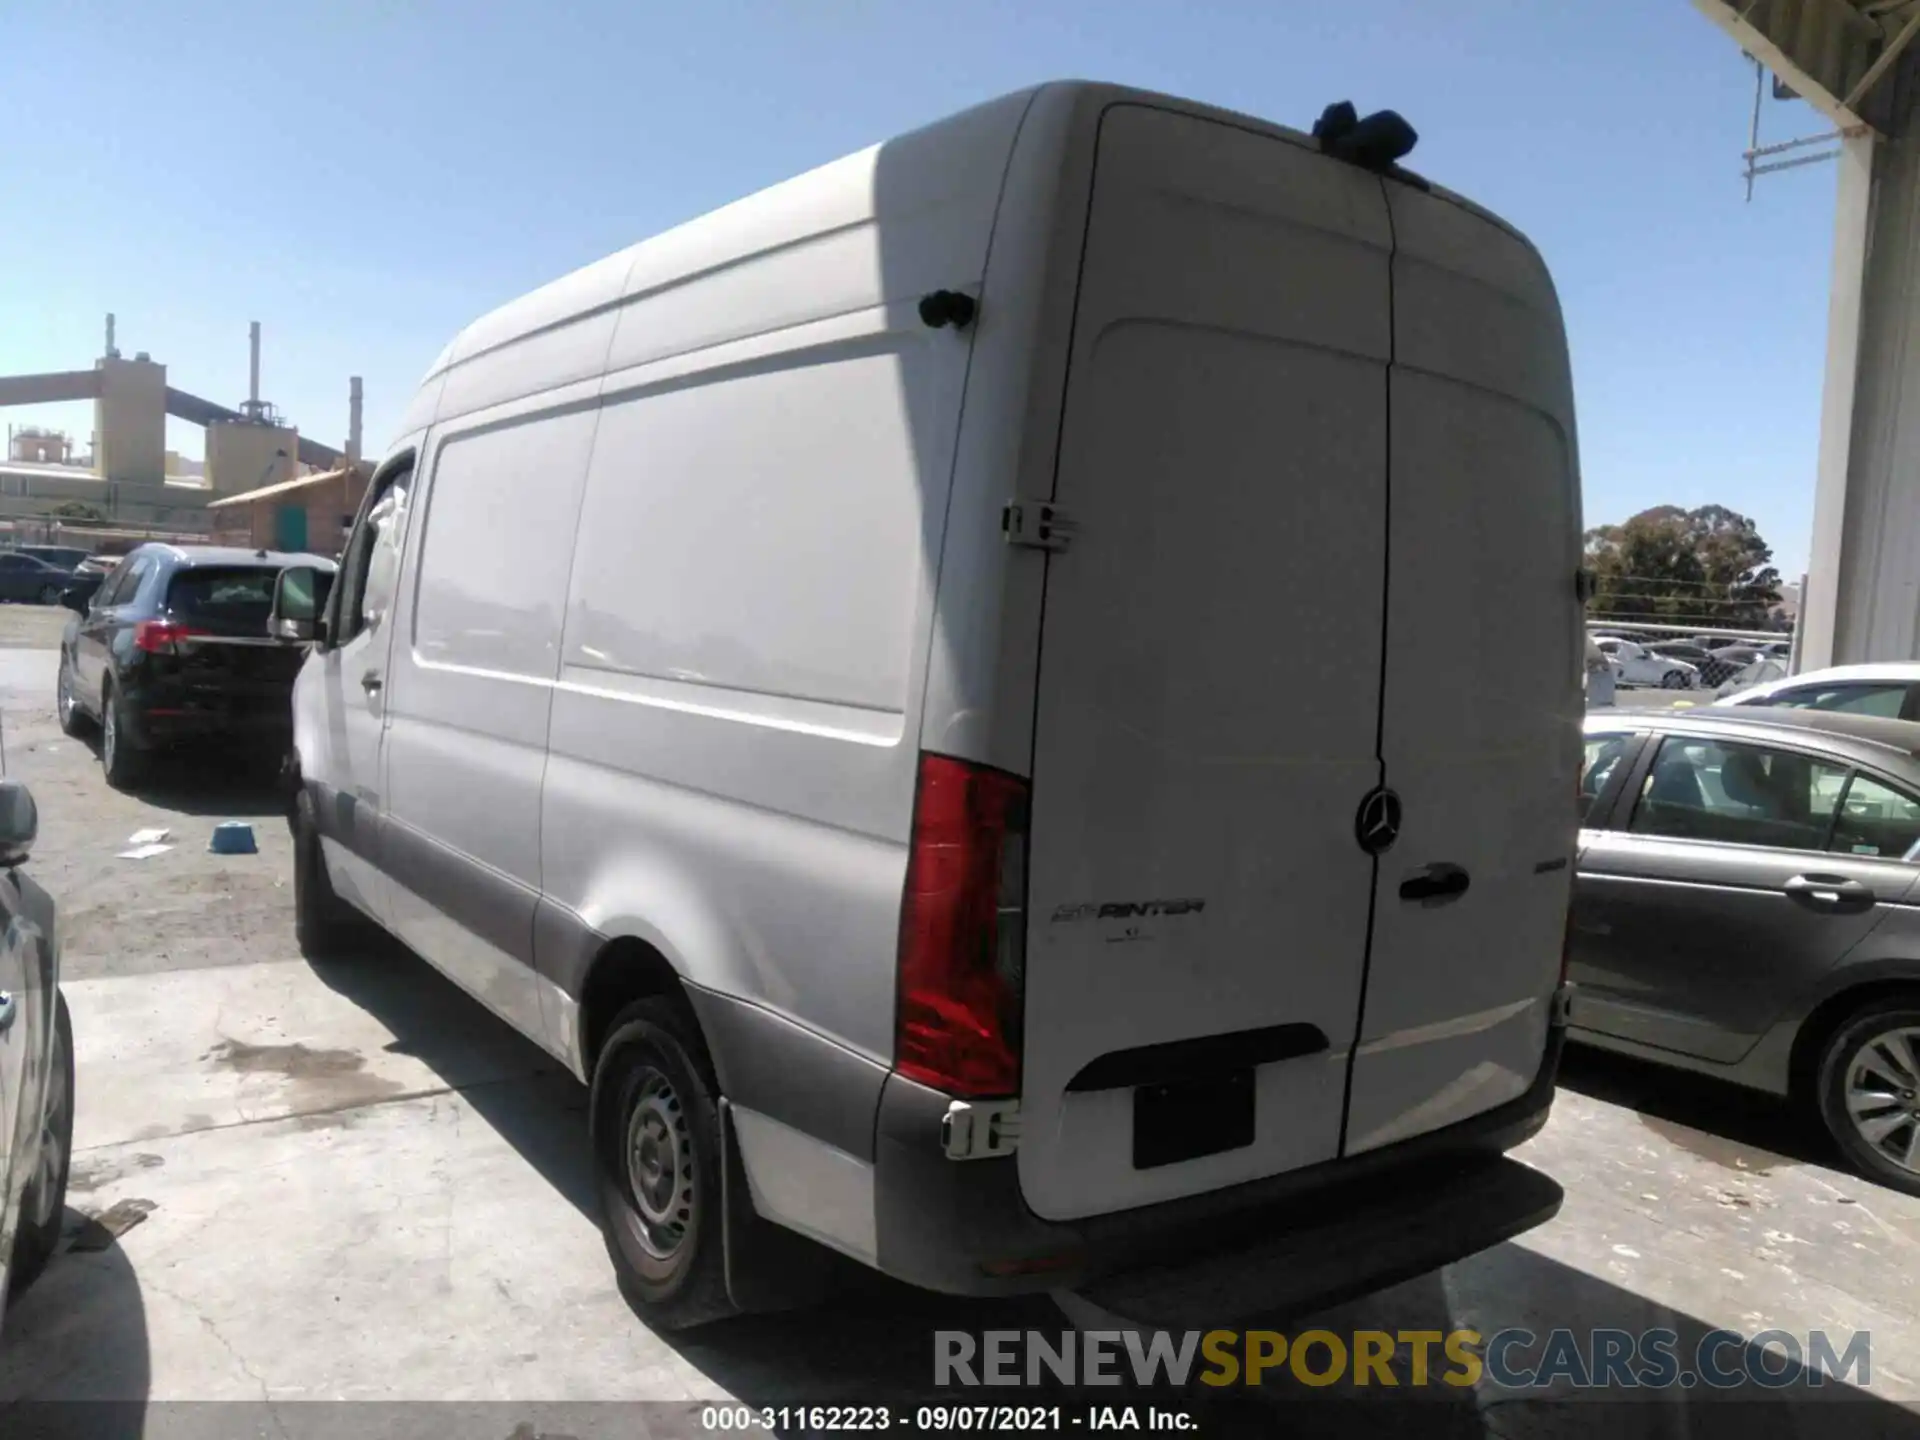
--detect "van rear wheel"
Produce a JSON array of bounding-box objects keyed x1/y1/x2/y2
[{"x1": 590, "y1": 997, "x2": 736, "y2": 1329}]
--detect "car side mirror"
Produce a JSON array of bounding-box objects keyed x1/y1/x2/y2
[
  {"x1": 60, "y1": 583, "x2": 91, "y2": 615},
  {"x1": 270, "y1": 565, "x2": 328, "y2": 645},
  {"x1": 0, "y1": 781, "x2": 39, "y2": 867}
]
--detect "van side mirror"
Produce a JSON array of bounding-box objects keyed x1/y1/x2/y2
[
  {"x1": 0, "y1": 782, "x2": 39, "y2": 867},
  {"x1": 60, "y1": 584, "x2": 91, "y2": 615},
  {"x1": 271, "y1": 565, "x2": 329, "y2": 645}
]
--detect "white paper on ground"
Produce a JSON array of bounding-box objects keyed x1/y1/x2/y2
[
  {"x1": 127, "y1": 828, "x2": 172, "y2": 845},
  {"x1": 116, "y1": 843, "x2": 173, "y2": 860}
]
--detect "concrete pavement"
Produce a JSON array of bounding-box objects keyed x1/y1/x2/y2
[{"x1": 0, "y1": 641, "x2": 1916, "y2": 1435}]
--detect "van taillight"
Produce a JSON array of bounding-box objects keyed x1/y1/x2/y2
[{"x1": 895, "y1": 753, "x2": 1028, "y2": 1098}]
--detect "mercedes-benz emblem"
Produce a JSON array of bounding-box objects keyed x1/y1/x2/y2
[{"x1": 1354, "y1": 786, "x2": 1402, "y2": 856}]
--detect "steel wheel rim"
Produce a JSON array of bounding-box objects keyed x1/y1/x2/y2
[
  {"x1": 29, "y1": 1024, "x2": 68, "y2": 1229},
  {"x1": 103, "y1": 702, "x2": 117, "y2": 768},
  {"x1": 56, "y1": 662, "x2": 72, "y2": 724},
  {"x1": 1844, "y1": 1025, "x2": 1920, "y2": 1174},
  {"x1": 624, "y1": 1069, "x2": 695, "y2": 1259}
]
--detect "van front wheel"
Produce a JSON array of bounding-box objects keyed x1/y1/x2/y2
[
  {"x1": 293, "y1": 788, "x2": 362, "y2": 958},
  {"x1": 590, "y1": 998, "x2": 736, "y2": 1330}
]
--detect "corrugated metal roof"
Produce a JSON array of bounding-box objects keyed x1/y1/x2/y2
[{"x1": 206, "y1": 467, "x2": 353, "y2": 509}]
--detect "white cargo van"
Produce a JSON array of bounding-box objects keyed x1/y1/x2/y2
[{"x1": 273, "y1": 81, "x2": 1583, "y2": 1329}]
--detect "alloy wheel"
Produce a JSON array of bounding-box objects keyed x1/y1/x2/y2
[
  {"x1": 29, "y1": 1023, "x2": 70, "y2": 1230},
  {"x1": 1844, "y1": 1025, "x2": 1920, "y2": 1174}
]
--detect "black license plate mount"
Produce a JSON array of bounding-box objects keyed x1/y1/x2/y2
[{"x1": 1132, "y1": 1068, "x2": 1255, "y2": 1170}]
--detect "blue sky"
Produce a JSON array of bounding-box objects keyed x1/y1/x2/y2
[{"x1": 2, "y1": 0, "x2": 1837, "y2": 572}]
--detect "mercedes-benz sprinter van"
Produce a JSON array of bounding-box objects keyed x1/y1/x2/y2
[{"x1": 275, "y1": 81, "x2": 1583, "y2": 1329}]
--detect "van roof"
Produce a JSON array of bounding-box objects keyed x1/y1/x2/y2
[{"x1": 409, "y1": 81, "x2": 1530, "y2": 432}]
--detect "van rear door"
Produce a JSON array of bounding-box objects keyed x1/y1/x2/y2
[
  {"x1": 1340, "y1": 186, "x2": 1581, "y2": 1155},
  {"x1": 1016, "y1": 105, "x2": 1394, "y2": 1222}
]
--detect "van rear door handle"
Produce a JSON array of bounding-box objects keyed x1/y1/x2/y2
[
  {"x1": 1785, "y1": 874, "x2": 1874, "y2": 909},
  {"x1": 361, "y1": 673, "x2": 383, "y2": 694},
  {"x1": 1400, "y1": 863, "x2": 1470, "y2": 906}
]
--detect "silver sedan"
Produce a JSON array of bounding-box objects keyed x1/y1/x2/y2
[{"x1": 1573, "y1": 705, "x2": 1920, "y2": 1194}]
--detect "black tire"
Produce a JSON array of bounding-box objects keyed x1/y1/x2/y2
[
  {"x1": 11, "y1": 993, "x2": 74, "y2": 1298},
  {"x1": 293, "y1": 786, "x2": 361, "y2": 959},
  {"x1": 1660, "y1": 670, "x2": 1687, "y2": 690},
  {"x1": 54, "y1": 653, "x2": 91, "y2": 739},
  {"x1": 1816, "y1": 999, "x2": 1920, "y2": 1197},
  {"x1": 589, "y1": 997, "x2": 737, "y2": 1330},
  {"x1": 98, "y1": 680, "x2": 144, "y2": 789},
  {"x1": 36, "y1": 585, "x2": 60, "y2": 606}
]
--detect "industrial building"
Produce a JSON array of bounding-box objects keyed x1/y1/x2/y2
[
  {"x1": 1696, "y1": 0, "x2": 1920, "y2": 670},
  {"x1": 0, "y1": 316, "x2": 363, "y2": 552}
]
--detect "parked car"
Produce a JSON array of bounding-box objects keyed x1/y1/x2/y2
[
  {"x1": 1573, "y1": 705, "x2": 1920, "y2": 1194},
  {"x1": 0, "y1": 780, "x2": 74, "y2": 1323},
  {"x1": 56, "y1": 544, "x2": 337, "y2": 788},
  {"x1": 1648, "y1": 641, "x2": 1743, "y2": 689},
  {"x1": 15, "y1": 546, "x2": 92, "y2": 573},
  {"x1": 1592, "y1": 636, "x2": 1699, "y2": 689},
  {"x1": 270, "y1": 81, "x2": 1583, "y2": 1331},
  {"x1": 0, "y1": 553, "x2": 75, "y2": 606},
  {"x1": 1715, "y1": 661, "x2": 1920, "y2": 718},
  {"x1": 74, "y1": 553, "x2": 121, "y2": 578}
]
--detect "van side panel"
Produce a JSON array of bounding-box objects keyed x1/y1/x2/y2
[
  {"x1": 533, "y1": 96, "x2": 1032, "y2": 1259},
  {"x1": 918, "y1": 86, "x2": 1087, "y2": 773},
  {"x1": 1017, "y1": 105, "x2": 1395, "y2": 1222},
  {"x1": 1341, "y1": 187, "x2": 1582, "y2": 1154},
  {"x1": 379, "y1": 381, "x2": 602, "y2": 1049}
]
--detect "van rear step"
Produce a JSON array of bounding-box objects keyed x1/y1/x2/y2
[{"x1": 1063, "y1": 1157, "x2": 1563, "y2": 1330}]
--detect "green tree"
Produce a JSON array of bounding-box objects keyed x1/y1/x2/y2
[
  {"x1": 1585, "y1": 505, "x2": 1783, "y2": 630},
  {"x1": 47, "y1": 501, "x2": 106, "y2": 523}
]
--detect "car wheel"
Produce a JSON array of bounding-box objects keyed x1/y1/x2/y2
[
  {"x1": 10, "y1": 993, "x2": 75, "y2": 1298},
  {"x1": 1817, "y1": 1001, "x2": 1920, "y2": 1197},
  {"x1": 590, "y1": 997, "x2": 736, "y2": 1330},
  {"x1": 293, "y1": 786, "x2": 363, "y2": 959},
  {"x1": 55, "y1": 654, "x2": 91, "y2": 738},
  {"x1": 1660, "y1": 670, "x2": 1688, "y2": 689},
  {"x1": 35, "y1": 584, "x2": 61, "y2": 606},
  {"x1": 98, "y1": 681, "x2": 144, "y2": 789}
]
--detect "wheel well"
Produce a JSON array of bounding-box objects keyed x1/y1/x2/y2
[
  {"x1": 1788, "y1": 978, "x2": 1920, "y2": 1100},
  {"x1": 578, "y1": 938, "x2": 697, "y2": 1076}
]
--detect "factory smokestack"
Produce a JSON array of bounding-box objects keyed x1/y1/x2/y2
[
  {"x1": 248, "y1": 321, "x2": 262, "y2": 408},
  {"x1": 348, "y1": 376, "x2": 363, "y2": 465},
  {"x1": 105, "y1": 313, "x2": 118, "y2": 359}
]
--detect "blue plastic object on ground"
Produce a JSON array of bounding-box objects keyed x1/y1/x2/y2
[{"x1": 209, "y1": 821, "x2": 258, "y2": 855}]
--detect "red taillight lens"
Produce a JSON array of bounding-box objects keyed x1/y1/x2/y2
[
  {"x1": 895, "y1": 753, "x2": 1029, "y2": 1098},
  {"x1": 134, "y1": 620, "x2": 207, "y2": 654}
]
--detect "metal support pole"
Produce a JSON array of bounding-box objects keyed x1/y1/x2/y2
[{"x1": 1802, "y1": 131, "x2": 1877, "y2": 671}]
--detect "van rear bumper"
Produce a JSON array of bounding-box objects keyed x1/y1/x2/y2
[{"x1": 870, "y1": 1023, "x2": 1564, "y2": 1309}]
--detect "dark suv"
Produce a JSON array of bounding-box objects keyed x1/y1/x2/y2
[{"x1": 56, "y1": 544, "x2": 336, "y2": 787}]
